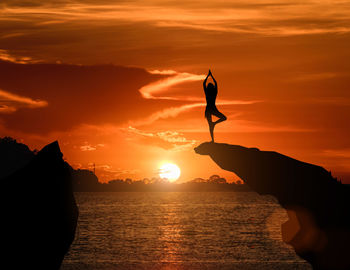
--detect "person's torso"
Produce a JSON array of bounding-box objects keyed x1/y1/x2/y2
[{"x1": 205, "y1": 87, "x2": 217, "y2": 106}]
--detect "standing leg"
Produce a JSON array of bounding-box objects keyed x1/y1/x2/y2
[
  {"x1": 208, "y1": 109, "x2": 227, "y2": 142},
  {"x1": 206, "y1": 114, "x2": 215, "y2": 142}
]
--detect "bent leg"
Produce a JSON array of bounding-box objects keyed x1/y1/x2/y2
[{"x1": 212, "y1": 109, "x2": 227, "y2": 125}]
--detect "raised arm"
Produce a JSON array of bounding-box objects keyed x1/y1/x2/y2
[
  {"x1": 203, "y1": 71, "x2": 210, "y2": 90},
  {"x1": 209, "y1": 70, "x2": 217, "y2": 89}
]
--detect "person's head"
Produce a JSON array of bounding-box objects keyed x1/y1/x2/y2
[{"x1": 207, "y1": 82, "x2": 215, "y2": 90}]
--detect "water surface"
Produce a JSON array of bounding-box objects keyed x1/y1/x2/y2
[{"x1": 61, "y1": 192, "x2": 311, "y2": 270}]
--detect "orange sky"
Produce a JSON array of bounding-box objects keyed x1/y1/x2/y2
[{"x1": 0, "y1": 0, "x2": 350, "y2": 183}]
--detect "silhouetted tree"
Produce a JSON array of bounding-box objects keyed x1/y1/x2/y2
[
  {"x1": 72, "y1": 169, "x2": 100, "y2": 191},
  {"x1": 190, "y1": 177, "x2": 206, "y2": 183},
  {"x1": 208, "y1": 174, "x2": 227, "y2": 184}
]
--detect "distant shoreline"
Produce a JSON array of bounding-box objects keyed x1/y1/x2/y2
[
  {"x1": 74, "y1": 189, "x2": 251, "y2": 193},
  {"x1": 72, "y1": 182, "x2": 251, "y2": 192},
  {"x1": 72, "y1": 169, "x2": 250, "y2": 192}
]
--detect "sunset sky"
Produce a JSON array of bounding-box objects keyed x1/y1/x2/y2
[{"x1": 1, "y1": 0, "x2": 350, "y2": 183}]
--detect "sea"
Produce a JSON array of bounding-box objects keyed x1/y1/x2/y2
[{"x1": 61, "y1": 192, "x2": 311, "y2": 270}]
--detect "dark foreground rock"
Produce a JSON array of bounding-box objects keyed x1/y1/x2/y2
[
  {"x1": 0, "y1": 136, "x2": 35, "y2": 178},
  {"x1": 2, "y1": 141, "x2": 78, "y2": 269},
  {"x1": 195, "y1": 142, "x2": 350, "y2": 270}
]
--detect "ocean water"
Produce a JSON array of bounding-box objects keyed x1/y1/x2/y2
[{"x1": 61, "y1": 192, "x2": 311, "y2": 270}]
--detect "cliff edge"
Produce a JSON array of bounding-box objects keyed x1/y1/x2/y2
[
  {"x1": 1, "y1": 141, "x2": 79, "y2": 269},
  {"x1": 195, "y1": 142, "x2": 350, "y2": 270}
]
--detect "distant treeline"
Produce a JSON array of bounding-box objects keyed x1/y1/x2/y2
[
  {"x1": 0, "y1": 136, "x2": 250, "y2": 192},
  {"x1": 72, "y1": 169, "x2": 250, "y2": 192}
]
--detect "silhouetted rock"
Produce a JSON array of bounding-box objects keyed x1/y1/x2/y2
[
  {"x1": 2, "y1": 141, "x2": 78, "y2": 269},
  {"x1": 195, "y1": 142, "x2": 350, "y2": 270},
  {"x1": 0, "y1": 136, "x2": 34, "y2": 178}
]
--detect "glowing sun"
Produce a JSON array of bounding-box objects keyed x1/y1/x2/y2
[{"x1": 159, "y1": 163, "x2": 181, "y2": 182}]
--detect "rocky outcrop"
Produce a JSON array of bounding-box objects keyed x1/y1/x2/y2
[
  {"x1": 2, "y1": 141, "x2": 78, "y2": 269},
  {"x1": 195, "y1": 142, "x2": 350, "y2": 270},
  {"x1": 0, "y1": 136, "x2": 34, "y2": 178}
]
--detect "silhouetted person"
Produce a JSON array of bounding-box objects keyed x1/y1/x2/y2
[{"x1": 203, "y1": 70, "x2": 227, "y2": 142}]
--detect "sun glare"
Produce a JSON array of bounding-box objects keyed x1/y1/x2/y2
[{"x1": 159, "y1": 163, "x2": 181, "y2": 182}]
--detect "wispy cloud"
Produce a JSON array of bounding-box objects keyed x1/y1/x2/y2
[
  {"x1": 140, "y1": 70, "x2": 205, "y2": 99},
  {"x1": 131, "y1": 100, "x2": 258, "y2": 126},
  {"x1": 1, "y1": 1, "x2": 350, "y2": 36},
  {"x1": 0, "y1": 49, "x2": 38, "y2": 64},
  {"x1": 0, "y1": 88, "x2": 48, "y2": 113},
  {"x1": 80, "y1": 145, "x2": 96, "y2": 151},
  {"x1": 1, "y1": 32, "x2": 26, "y2": 39},
  {"x1": 79, "y1": 142, "x2": 105, "y2": 151},
  {"x1": 124, "y1": 126, "x2": 198, "y2": 151}
]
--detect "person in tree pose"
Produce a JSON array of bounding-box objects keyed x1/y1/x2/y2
[{"x1": 203, "y1": 69, "x2": 227, "y2": 142}]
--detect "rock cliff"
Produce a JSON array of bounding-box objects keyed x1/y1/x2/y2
[
  {"x1": 195, "y1": 142, "x2": 350, "y2": 270},
  {"x1": 2, "y1": 141, "x2": 78, "y2": 269}
]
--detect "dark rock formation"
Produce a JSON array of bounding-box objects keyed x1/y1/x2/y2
[
  {"x1": 195, "y1": 142, "x2": 350, "y2": 270},
  {"x1": 2, "y1": 141, "x2": 78, "y2": 269},
  {"x1": 0, "y1": 136, "x2": 35, "y2": 178}
]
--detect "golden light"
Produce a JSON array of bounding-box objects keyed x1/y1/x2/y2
[{"x1": 159, "y1": 163, "x2": 181, "y2": 182}]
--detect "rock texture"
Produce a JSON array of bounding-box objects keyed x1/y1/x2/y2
[
  {"x1": 2, "y1": 141, "x2": 78, "y2": 269},
  {"x1": 195, "y1": 142, "x2": 350, "y2": 270}
]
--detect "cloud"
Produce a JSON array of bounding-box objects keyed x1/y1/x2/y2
[
  {"x1": 0, "y1": 49, "x2": 38, "y2": 64},
  {"x1": 1, "y1": 0, "x2": 350, "y2": 37},
  {"x1": 131, "y1": 100, "x2": 259, "y2": 126},
  {"x1": 79, "y1": 142, "x2": 105, "y2": 151},
  {"x1": 139, "y1": 70, "x2": 205, "y2": 99},
  {"x1": 124, "y1": 126, "x2": 198, "y2": 151},
  {"x1": 80, "y1": 144, "x2": 96, "y2": 151},
  {"x1": 0, "y1": 88, "x2": 48, "y2": 113},
  {"x1": 149, "y1": 70, "x2": 178, "y2": 75},
  {"x1": 1, "y1": 0, "x2": 349, "y2": 75}
]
